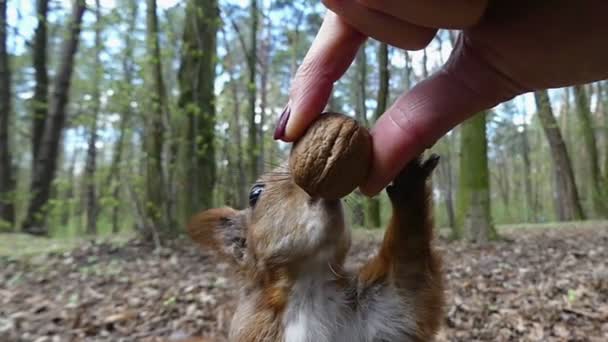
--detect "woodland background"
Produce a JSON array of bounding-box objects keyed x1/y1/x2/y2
[
  {"x1": 0, "y1": 0, "x2": 607, "y2": 239},
  {"x1": 0, "y1": 0, "x2": 607, "y2": 340}
]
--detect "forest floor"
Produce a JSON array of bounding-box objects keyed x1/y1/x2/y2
[{"x1": 1, "y1": 222, "x2": 607, "y2": 342}]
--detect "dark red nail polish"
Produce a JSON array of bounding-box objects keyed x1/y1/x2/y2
[{"x1": 274, "y1": 104, "x2": 291, "y2": 140}]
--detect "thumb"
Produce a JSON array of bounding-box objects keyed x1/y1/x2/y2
[
  {"x1": 360, "y1": 36, "x2": 526, "y2": 196},
  {"x1": 279, "y1": 11, "x2": 366, "y2": 142}
]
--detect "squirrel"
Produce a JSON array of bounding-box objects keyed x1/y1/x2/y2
[{"x1": 187, "y1": 154, "x2": 444, "y2": 342}]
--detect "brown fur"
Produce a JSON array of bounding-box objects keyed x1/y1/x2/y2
[{"x1": 188, "y1": 156, "x2": 444, "y2": 341}]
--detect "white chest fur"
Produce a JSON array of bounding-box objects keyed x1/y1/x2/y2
[
  {"x1": 283, "y1": 273, "x2": 345, "y2": 342},
  {"x1": 282, "y1": 270, "x2": 417, "y2": 342}
]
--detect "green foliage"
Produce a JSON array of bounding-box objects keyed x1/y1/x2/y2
[
  {"x1": 0, "y1": 218, "x2": 11, "y2": 232},
  {"x1": 0, "y1": 189, "x2": 15, "y2": 231},
  {"x1": 0, "y1": 232, "x2": 132, "y2": 259}
]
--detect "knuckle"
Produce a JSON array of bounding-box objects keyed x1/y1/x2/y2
[{"x1": 292, "y1": 60, "x2": 331, "y2": 92}]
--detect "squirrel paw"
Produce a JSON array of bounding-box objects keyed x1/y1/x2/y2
[{"x1": 387, "y1": 154, "x2": 440, "y2": 200}]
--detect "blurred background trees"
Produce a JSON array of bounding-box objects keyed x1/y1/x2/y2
[
  {"x1": 0, "y1": 0, "x2": 606, "y2": 241},
  {"x1": 0, "y1": 0, "x2": 15, "y2": 231}
]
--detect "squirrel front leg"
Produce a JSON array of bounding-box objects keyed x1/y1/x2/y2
[{"x1": 358, "y1": 154, "x2": 444, "y2": 341}]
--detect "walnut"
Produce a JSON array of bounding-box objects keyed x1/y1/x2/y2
[{"x1": 289, "y1": 112, "x2": 372, "y2": 199}]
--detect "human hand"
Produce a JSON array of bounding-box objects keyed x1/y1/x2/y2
[{"x1": 274, "y1": 0, "x2": 608, "y2": 196}]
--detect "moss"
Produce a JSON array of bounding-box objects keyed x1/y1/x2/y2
[{"x1": 455, "y1": 112, "x2": 498, "y2": 242}]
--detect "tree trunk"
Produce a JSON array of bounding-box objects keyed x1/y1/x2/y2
[
  {"x1": 443, "y1": 141, "x2": 456, "y2": 229},
  {"x1": 31, "y1": 0, "x2": 49, "y2": 173},
  {"x1": 144, "y1": 0, "x2": 167, "y2": 235},
  {"x1": 366, "y1": 43, "x2": 388, "y2": 228},
  {"x1": 602, "y1": 82, "x2": 608, "y2": 182},
  {"x1": 355, "y1": 47, "x2": 368, "y2": 125},
  {"x1": 258, "y1": 12, "x2": 271, "y2": 173},
  {"x1": 422, "y1": 48, "x2": 429, "y2": 78},
  {"x1": 327, "y1": 91, "x2": 342, "y2": 112},
  {"x1": 592, "y1": 82, "x2": 606, "y2": 185},
  {"x1": 403, "y1": 51, "x2": 412, "y2": 92},
  {"x1": 573, "y1": 85, "x2": 607, "y2": 218},
  {"x1": 493, "y1": 157, "x2": 511, "y2": 220},
  {"x1": 84, "y1": 115, "x2": 99, "y2": 235},
  {"x1": 455, "y1": 112, "x2": 497, "y2": 243},
  {"x1": 533, "y1": 90, "x2": 585, "y2": 221},
  {"x1": 84, "y1": 0, "x2": 102, "y2": 235},
  {"x1": 104, "y1": 110, "x2": 127, "y2": 233},
  {"x1": 247, "y1": 0, "x2": 259, "y2": 183},
  {"x1": 448, "y1": 30, "x2": 457, "y2": 47},
  {"x1": 0, "y1": 0, "x2": 15, "y2": 230},
  {"x1": 104, "y1": 0, "x2": 137, "y2": 234},
  {"x1": 560, "y1": 88, "x2": 587, "y2": 203},
  {"x1": 374, "y1": 43, "x2": 389, "y2": 120},
  {"x1": 220, "y1": 28, "x2": 247, "y2": 207},
  {"x1": 232, "y1": 81, "x2": 247, "y2": 208},
  {"x1": 61, "y1": 149, "x2": 78, "y2": 226},
  {"x1": 521, "y1": 121, "x2": 535, "y2": 222},
  {"x1": 597, "y1": 82, "x2": 607, "y2": 201},
  {"x1": 560, "y1": 88, "x2": 573, "y2": 148},
  {"x1": 288, "y1": 11, "x2": 304, "y2": 77},
  {"x1": 178, "y1": 0, "x2": 218, "y2": 219},
  {"x1": 351, "y1": 43, "x2": 368, "y2": 227},
  {"x1": 425, "y1": 43, "x2": 457, "y2": 228},
  {"x1": 22, "y1": 0, "x2": 86, "y2": 235}
]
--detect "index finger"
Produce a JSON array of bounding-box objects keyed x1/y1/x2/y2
[{"x1": 281, "y1": 11, "x2": 366, "y2": 142}]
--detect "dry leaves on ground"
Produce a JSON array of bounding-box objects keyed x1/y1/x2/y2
[{"x1": 1, "y1": 225, "x2": 607, "y2": 341}]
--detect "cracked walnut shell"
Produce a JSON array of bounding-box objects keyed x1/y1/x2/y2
[{"x1": 289, "y1": 112, "x2": 372, "y2": 199}]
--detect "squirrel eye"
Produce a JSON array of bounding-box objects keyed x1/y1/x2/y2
[{"x1": 249, "y1": 184, "x2": 265, "y2": 207}]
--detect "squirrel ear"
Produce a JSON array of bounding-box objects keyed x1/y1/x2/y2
[{"x1": 187, "y1": 207, "x2": 247, "y2": 265}]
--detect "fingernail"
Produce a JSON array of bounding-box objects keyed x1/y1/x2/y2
[{"x1": 274, "y1": 104, "x2": 291, "y2": 140}]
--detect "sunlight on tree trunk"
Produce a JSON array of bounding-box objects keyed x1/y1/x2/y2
[{"x1": 455, "y1": 112, "x2": 497, "y2": 243}]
